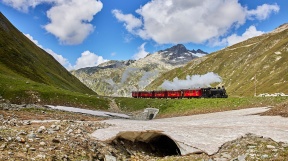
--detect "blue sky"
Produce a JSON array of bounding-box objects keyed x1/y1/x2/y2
[{"x1": 0, "y1": 0, "x2": 287, "y2": 70}]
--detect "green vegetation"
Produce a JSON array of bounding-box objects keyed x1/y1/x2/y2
[
  {"x1": 147, "y1": 25, "x2": 288, "y2": 97},
  {"x1": 1, "y1": 11, "x2": 288, "y2": 117},
  {"x1": 0, "y1": 72, "x2": 109, "y2": 109},
  {"x1": 114, "y1": 97, "x2": 288, "y2": 117},
  {"x1": 0, "y1": 12, "x2": 111, "y2": 109}
]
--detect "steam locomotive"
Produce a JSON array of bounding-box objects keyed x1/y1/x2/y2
[{"x1": 132, "y1": 86, "x2": 228, "y2": 98}]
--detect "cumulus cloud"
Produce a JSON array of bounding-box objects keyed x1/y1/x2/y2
[
  {"x1": 2, "y1": 0, "x2": 45, "y2": 12},
  {"x1": 161, "y1": 72, "x2": 222, "y2": 90},
  {"x1": 113, "y1": 0, "x2": 279, "y2": 45},
  {"x1": 226, "y1": 26, "x2": 264, "y2": 46},
  {"x1": 112, "y1": 9, "x2": 142, "y2": 33},
  {"x1": 24, "y1": 33, "x2": 72, "y2": 69},
  {"x1": 132, "y1": 43, "x2": 149, "y2": 60},
  {"x1": 3, "y1": 0, "x2": 103, "y2": 45},
  {"x1": 25, "y1": 33, "x2": 108, "y2": 70},
  {"x1": 45, "y1": 0, "x2": 103, "y2": 45},
  {"x1": 73, "y1": 51, "x2": 108, "y2": 70},
  {"x1": 246, "y1": 3, "x2": 280, "y2": 20}
]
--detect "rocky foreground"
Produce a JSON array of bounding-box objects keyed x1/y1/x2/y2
[{"x1": 0, "y1": 102, "x2": 288, "y2": 161}]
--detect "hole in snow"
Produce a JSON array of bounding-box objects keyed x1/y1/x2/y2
[{"x1": 111, "y1": 131, "x2": 181, "y2": 157}]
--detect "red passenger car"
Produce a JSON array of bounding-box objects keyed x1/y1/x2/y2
[
  {"x1": 153, "y1": 91, "x2": 167, "y2": 98},
  {"x1": 166, "y1": 90, "x2": 182, "y2": 98},
  {"x1": 138, "y1": 91, "x2": 153, "y2": 98},
  {"x1": 182, "y1": 89, "x2": 202, "y2": 98}
]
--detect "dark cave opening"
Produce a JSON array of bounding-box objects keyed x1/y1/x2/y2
[
  {"x1": 148, "y1": 134, "x2": 181, "y2": 156},
  {"x1": 112, "y1": 133, "x2": 181, "y2": 157}
]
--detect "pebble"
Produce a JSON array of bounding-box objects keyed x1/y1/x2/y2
[
  {"x1": 39, "y1": 142, "x2": 46, "y2": 146},
  {"x1": 1, "y1": 102, "x2": 288, "y2": 160},
  {"x1": 266, "y1": 145, "x2": 275, "y2": 149},
  {"x1": 261, "y1": 154, "x2": 269, "y2": 159},
  {"x1": 37, "y1": 126, "x2": 46, "y2": 133}
]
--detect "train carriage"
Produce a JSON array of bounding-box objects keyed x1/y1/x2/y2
[
  {"x1": 182, "y1": 89, "x2": 202, "y2": 98},
  {"x1": 166, "y1": 90, "x2": 182, "y2": 98},
  {"x1": 139, "y1": 91, "x2": 153, "y2": 98},
  {"x1": 132, "y1": 86, "x2": 228, "y2": 99},
  {"x1": 153, "y1": 91, "x2": 167, "y2": 98}
]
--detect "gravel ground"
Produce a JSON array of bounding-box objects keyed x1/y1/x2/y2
[{"x1": 1, "y1": 102, "x2": 288, "y2": 160}]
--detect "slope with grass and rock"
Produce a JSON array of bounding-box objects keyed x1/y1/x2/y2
[
  {"x1": 147, "y1": 23, "x2": 288, "y2": 97},
  {"x1": 71, "y1": 44, "x2": 208, "y2": 97},
  {"x1": 0, "y1": 12, "x2": 110, "y2": 109}
]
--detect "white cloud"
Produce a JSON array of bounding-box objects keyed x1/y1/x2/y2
[
  {"x1": 24, "y1": 33, "x2": 42, "y2": 47},
  {"x1": 74, "y1": 51, "x2": 108, "y2": 69},
  {"x1": 2, "y1": 0, "x2": 46, "y2": 12},
  {"x1": 113, "y1": 0, "x2": 279, "y2": 45},
  {"x1": 45, "y1": 0, "x2": 103, "y2": 45},
  {"x1": 246, "y1": 4, "x2": 280, "y2": 20},
  {"x1": 225, "y1": 26, "x2": 264, "y2": 46},
  {"x1": 132, "y1": 43, "x2": 149, "y2": 60},
  {"x1": 45, "y1": 48, "x2": 73, "y2": 70},
  {"x1": 25, "y1": 33, "x2": 109, "y2": 70},
  {"x1": 3, "y1": 0, "x2": 103, "y2": 45},
  {"x1": 112, "y1": 9, "x2": 142, "y2": 34},
  {"x1": 114, "y1": 0, "x2": 246, "y2": 44},
  {"x1": 24, "y1": 33, "x2": 72, "y2": 69}
]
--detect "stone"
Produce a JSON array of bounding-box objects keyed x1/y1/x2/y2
[
  {"x1": 66, "y1": 129, "x2": 73, "y2": 134},
  {"x1": 16, "y1": 136, "x2": 25, "y2": 143},
  {"x1": 221, "y1": 152, "x2": 231, "y2": 159},
  {"x1": 282, "y1": 143, "x2": 288, "y2": 148},
  {"x1": 266, "y1": 145, "x2": 275, "y2": 149},
  {"x1": 237, "y1": 154, "x2": 247, "y2": 161},
  {"x1": 105, "y1": 155, "x2": 117, "y2": 161},
  {"x1": 52, "y1": 138, "x2": 61, "y2": 143},
  {"x1": 29, "y1": 147, "x2": 36, "y2": 151},
  {"x1": 261, "y1": 154, "x2": 269, "y2": 159},
  {"x1": 27, "y1": 133, "x2": 37, "y2": 139},
  {"x1": 0, "y1": 143, "x2": 7, "y2": 151},
  {"x1": 23, "y1": 121, "x2": 31, "y2": 125},
  {"x1": 39, "y1": 142, "x2": 46, "y2": 146},
  {"x1": 37, "y1": 126, "x2": 46, "y2": 133}
]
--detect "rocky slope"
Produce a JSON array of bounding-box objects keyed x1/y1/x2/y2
[
  {"x1": 71, "y1": 44, "x2": 207, "y2": 97},
  {"x1": 1, "y1": 102, "x2": 288, "y2": 160},
  {"x1": 147, "y1": 23, "x2": 288, "y2": 96}
]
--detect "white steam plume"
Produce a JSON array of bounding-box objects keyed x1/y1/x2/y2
[{"x1": 161, "y1": 72, "x2": 222, "y2": 90}]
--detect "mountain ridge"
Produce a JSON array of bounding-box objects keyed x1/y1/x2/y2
[
  {"x1": 72, "y1": 44, "x2": 207, "y2": 96},
  {"x1": 0, "y1": 12, "x2": 97, "y2": 104},
  {"x1": 146, "y1": 23, "x2": 288, "y2": 96}
]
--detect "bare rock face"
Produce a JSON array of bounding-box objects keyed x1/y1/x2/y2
[{"x1": 71, "y1": 44, "x2": 208, "y2": 97}]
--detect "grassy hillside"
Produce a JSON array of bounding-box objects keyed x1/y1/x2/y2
[
  {"x1": 147, "y1": 24, "x2": 288, "y2": 97},
  {"x1": 0, "y1": 12, "x2": 111, "y2": 108},
  {"x1": 115, "y1": 96, "x2": 288, "y2": 117}
]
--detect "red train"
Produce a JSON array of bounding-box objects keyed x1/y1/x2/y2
[{"x1": 132, "y1": 87, "x2": 228, "y2": 98}]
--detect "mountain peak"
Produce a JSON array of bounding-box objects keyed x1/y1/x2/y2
[
  {"x1": 166, "y1": 44, "x2": 188, "y2": 55},
  {"x1": 271, "y1": 23, "x2": 288, "y2": 34}
]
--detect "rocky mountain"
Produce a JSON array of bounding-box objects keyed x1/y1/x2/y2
[
  {"x1": 147, "y1": 23, "x2": 288, "y2": 97},
  {"x1": 71, "y1": 44, "x2": 208, "y2": 97},
  {"x1": 0, "y1": 12, "x2": 95, "y2": 103}
]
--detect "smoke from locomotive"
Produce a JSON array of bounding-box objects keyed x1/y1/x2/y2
[{"x1": 161, "y1": 72, "x2": 222, "y2": 90}]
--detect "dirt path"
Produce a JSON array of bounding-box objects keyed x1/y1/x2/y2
[{"x1": 91, "y1": 107, "x2": 288, "y2": 155}]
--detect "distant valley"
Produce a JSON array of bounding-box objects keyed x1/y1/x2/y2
[{"x1": 71, "y1": 44, "x2": 208, "y2": 97}]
